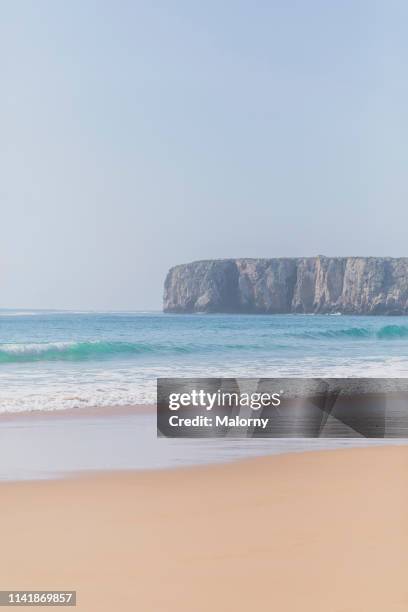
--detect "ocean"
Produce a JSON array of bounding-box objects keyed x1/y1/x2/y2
[
  {"x1": 1, "y1": 309, "x2": 408, "y2": 480},
  {"x1": 2, "y1": 309, "x2": 408, "y2": 414}
]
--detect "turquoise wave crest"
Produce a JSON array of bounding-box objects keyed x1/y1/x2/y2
[
  {"x1": 1, "y1": 325, "x2": 408, "y2": 363},
  {"x1": 0, "y1": 340, "x2": 269, "y2": 363},
  {"x1": 0, "y1": 341, "x2": 187, "y2": 363},
  {"x1": 296, "y1": 324, "x2": 408, "y2": 340}
]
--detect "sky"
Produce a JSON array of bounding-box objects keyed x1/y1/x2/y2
[{"x1": 2, "y1": 0, "x2": 408, "y2": 310}]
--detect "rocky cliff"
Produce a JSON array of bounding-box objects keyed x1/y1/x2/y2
[{"x1": 163, "y1": 257, "x2": 408, "y2": 314}]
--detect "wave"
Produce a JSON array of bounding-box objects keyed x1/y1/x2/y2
[
  {"x1": 297, "y1": 327, "x2": 371, "y2": 339},
  {"x1": 296, "y1": 325, "x2": 408, "y2": 340},
  {"x1": 376, "y1": 325, "x2": 408, "y2": 339},
  {"x1": 0, "y1": 340, "x2": 275, "y2": 363},
  {"x1": 2, "y1": 324, "x2": 408, "y2": 364},
  {"x1": 0, "y1": 341, "x2": 189, "y2": 363}
]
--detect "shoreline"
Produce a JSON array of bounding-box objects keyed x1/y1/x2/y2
[
  {"x1": 0, "y1": 446, "x2": 406, "y2": 611},
  {"x1": 7, "y1": 439, "x2": 405, "y2": 483},
  {"x1": 0, "y1": 404, "x2": 407, "y2": 482},
  {"x1": 0, "y1": 403, "x2": 156, "y2": 421}
]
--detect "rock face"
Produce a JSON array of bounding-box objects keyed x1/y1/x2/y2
[{"x1": 163, "y1": 257, "x2": 408, "y2": 314}]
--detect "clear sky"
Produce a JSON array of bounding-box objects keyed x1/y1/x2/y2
[{"x1": 2, "y1": 0, "x2": 408, "y2": 310}]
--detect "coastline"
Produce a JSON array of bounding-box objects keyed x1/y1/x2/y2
[
  {"x1": 0, "y1": 403, "x2": 155, "y2": 422},
  {"x1": 0, "y1": 446, "x2": 406, "y2": 611},
  {"x1": 0, "y1": 403, "x2": 407, "y2": 481}
]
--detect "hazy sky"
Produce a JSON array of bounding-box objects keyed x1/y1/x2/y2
[{"x1": 2, "y1": 1, "x2": 408, "y2": 310}]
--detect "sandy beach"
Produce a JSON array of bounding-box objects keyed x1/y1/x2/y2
[{"x1": 0, "y1": 446, "x2": 406, "y2": 611}]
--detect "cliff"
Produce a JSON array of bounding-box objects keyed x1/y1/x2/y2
[{"x1": 163, "y1": 257, "x2": 408, "y2": 314}]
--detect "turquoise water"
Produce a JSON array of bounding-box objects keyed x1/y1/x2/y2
[{"x1": 2, "y1": 310, "x2": 408, "y2": 412}]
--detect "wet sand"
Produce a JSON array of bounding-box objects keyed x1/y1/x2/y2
[{"x1": 0, "y1": 403, "x2": 155, "y2": 422}]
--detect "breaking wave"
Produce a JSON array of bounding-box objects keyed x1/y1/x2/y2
[
  {"x1": 0, "y1": 341, "x2": 192, "y2": 363},
  {"x1": 0, "y1": 340, "x2": 273, "y2": 363},
  {"x1": 296, "y1": 325, "x2": 408, "y2": 340},
  {"x1": 2, "y1": 325, "x2": 408, "y2": 364}
]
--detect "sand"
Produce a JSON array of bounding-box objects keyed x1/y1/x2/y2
[
  {"x1": 0, "y1": 403, "x2": 155, "y2": 422},
  {"x1": 0, "y1": 446, "x2": 407, "y2": 611}
]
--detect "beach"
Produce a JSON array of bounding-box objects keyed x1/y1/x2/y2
[
  {"x1": 1, "y1": 310, "x2": 408, "y2": 610},
  {"x1": 0, "y1": 445, "x2": 406, "y2": 611}
]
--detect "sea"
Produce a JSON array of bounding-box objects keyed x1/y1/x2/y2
[
  {"x1": 1, "y1": 309, "x2": 408, "y2": 479},
  {"x1": 2, "y1": 310, "x2": 408, "y2": 414}
]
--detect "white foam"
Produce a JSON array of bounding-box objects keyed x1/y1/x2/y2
[
  {"x1": 1, "y1": 356, "x2": 408, "y2": 414},
  {"x1": 0, "y1": 342, "x2": 77, "y2": 355}
]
